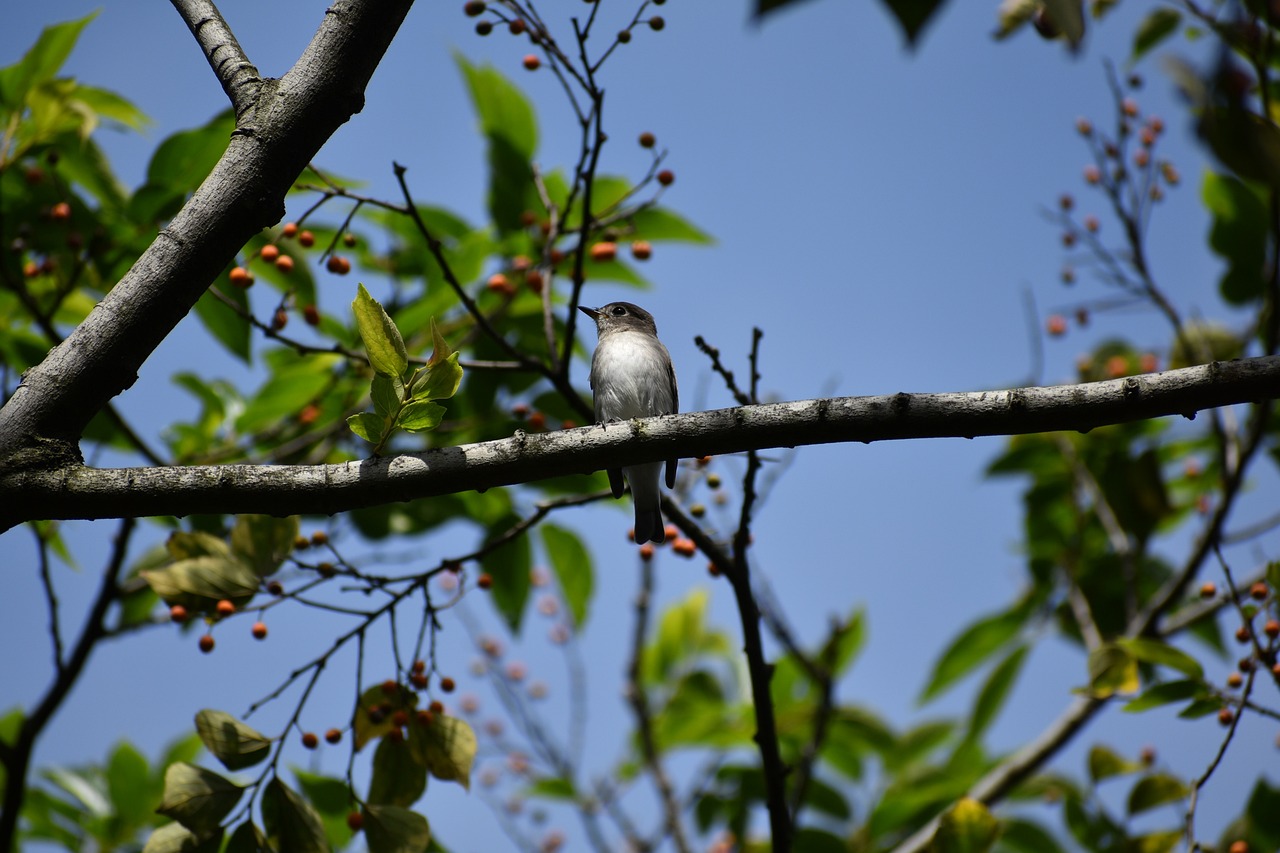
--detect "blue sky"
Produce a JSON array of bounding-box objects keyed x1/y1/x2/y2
[{"x1": 2, "y1": 1, "x2": 1278, "y2": 851}]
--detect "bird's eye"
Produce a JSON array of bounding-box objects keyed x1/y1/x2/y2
[{"x1": 610, "y1": 305, "x2": 627, "y2": 316}]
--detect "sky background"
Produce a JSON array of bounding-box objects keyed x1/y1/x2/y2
[{"x1": 2, "y1": 1, "x2": 1278, "y2": 851}]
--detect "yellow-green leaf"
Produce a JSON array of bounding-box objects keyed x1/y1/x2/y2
[
  {"x1": 230, "y1": 515, "x2": 298, "y2": 578},
  {"x1": 408, "y1": 715, "x2": 476, "y2": 790},
  {"x1": 1087, "y1": 744, "x2": 1143, "y2": 783},
  {"x1": 364, "y1": 805, "x2": 431, "y2": 853},
  {"x1": 1086, "y1": 644, "x2": 1139, "y2": 698},
  {"x1": 156, "y1": 762, "x2": 242, "y2": 837},
  {"x1": 414, "y1": 353, "x2": 462, "y2": 403},
  {"x1": 194, "y1": 710, "x2": 271, "y2": 771},
  {"x1": 931, "y1": 798, "x2": 1001, "y2": 853},
  {"x1": 141, "y1": 555, "x2": 258, "y2": 610},
  {"x1": 142, "y1": 821, "x2": 222, "y2": 853},
  {"x1": 353, "y1": 283, "x2": 407, "y2": 377},
  {"x1": 1127, "y1": 773, "x2": 1189, "y2": 815},
  {"x1": 395, "y1": 400, "x2": 446, "y2": 432}
]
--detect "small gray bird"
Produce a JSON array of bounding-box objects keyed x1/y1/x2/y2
[{"x1": 579, "y1": 302, "x2": 678, "y2": 544}]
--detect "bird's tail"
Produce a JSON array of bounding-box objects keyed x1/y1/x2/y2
[{"x1": 626, "y1": 463, "x2": 666, "y2": 545}]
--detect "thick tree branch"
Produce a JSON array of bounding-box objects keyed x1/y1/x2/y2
[
  {"x1": 0, "y1": 0, "x2": 414, "y2": 471},
  {"x1": 2, "y1": 357, "x2": 1277, "y2": 530}
]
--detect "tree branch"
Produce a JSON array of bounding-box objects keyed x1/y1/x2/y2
[
  {"x1": 0, "y1": 0, "x2": 415, "y2": 470},
  {"x1": 169, "y1": 0, "x2": 262, "y2": 116},
  {"x1": 2, "y1": 357, "x2": 1278, "y2": 529}
]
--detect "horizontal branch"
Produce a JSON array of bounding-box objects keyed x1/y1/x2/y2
[{"x1": 1, "y1": 356, "x2": 1277, "y2": 529}]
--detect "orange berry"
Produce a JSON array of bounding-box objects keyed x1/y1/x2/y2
[
  {"x1": 260, "y1": 244, "x2": 280, "y2": 262},
  {"x1": 639, "y1": 543, "x2": 655, "y2": 561},
  {"x1": 170, "y1": 604, "x2": 189, "y2": 623},
  {"x1": 310, "y1": 530, "x2": 329, "y2": 546},
  {"x1": 229, "y1": 266, "x2": 253, "y2": 288},
  {"x1": 664, "y1": 524, "x2": 678, "y2": 541},
  {"x1": 301, "y1": 731, "x2": 319, "y2": 749},
  {"x1": 412, "y1": 659, "x2": 427, "y2": 674},
  {"x1": 1076, "y1": 117, "x2": 1093, "y2": 135},
  {"x1": 282, "y1": 222, "x2": 298, "y2": 238},
  {"x1": 525, "y1": 269, "x2": 545, "y2": 294},
  {"x1": 303, "y1": 304, "x2": 320, "y2": 326},
  {"x1": 343, "y1": 232, "x2": 357, "y2": 247},
  {"x1": 672, "y1": 538, "x2": 697, "y2": 557},
  {"x1": 1046, "y1": 315, "x2": 1067, "y2": 337},
  {"x1": 1229, "y1": 841, "x2": 1248, "y2": 853},
  {"x1": 1236, "y1": 625, "x2": 1252, "y2": 643},
  {"x1": 590, "y1": 242, "x2": 617, "y2": 262},
  {"x1": 1265, "y1": 620, "x2": 1280, "y2": 638},
  {"x1": 294, "y1": 536, "x2": 311, "y2": 550},
  {"x1": 1083, "y1": 165, "x2": 1101, "y2": 184},
  {"x1": 477, "y1": 573, "x2": 494, "y2": 589},
  {"x1": 487, "y1": 272, "x2": 513, "y2": 294},
  {"x1": 298, "y1": 404, "x2": 320, "y2": 425},
  {"x1": 1249, "y1": 581, "x2": 1268, "y2": 600},
  {"x1": 656, "y1": 169, "x2": 675, "y2": 186},
  {"x1": 1139, "y1": 353, "x2": 1158, "y2": 373},
  {"x1": 410, "y1": 672, "x2": 428, "y2": 689},
  {"x1": 440, "y1": 676, "x2": 456, "y2": 692},
  {"x1": 527, "y1": 411, "x2": 547, "y2": 431},
  {"x1": 298, "y1": 230, "x2": 315, "y2": 248},
  {"x1": 325, "y1": 728, "x2": 342, "y2": 744},
  {"x1": 1134, "y1": 149, "x2": 1150, "y2": 168},
  {"x1": 251, "y1": 621, "x2": 268, "y2": 640},
  {"x1": 326, "y1": 255, "x2": 351, "y2": 274},
  {"x1": 274, "y1": 254, "x2": 294, "y2": 274},
  {"x1": 630, "y1": 240, "x2": 652, "y2": 260},
  {"x1": 1218, "y1": 707, "x2": 1234, "y2": 726},
  {"x1": 271, "y1": 309, "x2": 288, "y2": 331},
  {"x1": 23, "y1": 260, "x2": 40, "y2": 278},
  {"x1": 511, "y1": 402, "x2": 530, "y2": 418},
  {"x1": 638, "y1": 132, "x2": 656, "y2": 148},
  {"x1": 198, "y1": 634, "x2": 215, "y2": 654},
  {"x1": 215, "y1": 599, "x2": 236, "y2": 617},
  {"x1": 1199, "y1": 581, "x2": 1216, "y2": 598},
  {"x1": 1105, "y1": 356, "x2": 1129, "y2": 378},
  {"x1": 523, "y1": 54, "x2": 540, "y2": 71},
  {"x1": 50, "y1": 202, "x2": 71, "y2": 222},
  {"x1": 1227, "y1": 672, "x2": 1243, "y2": 688},
  {"x1": 1122, "y1": 98, "x2": 1138, "y2": 117}
]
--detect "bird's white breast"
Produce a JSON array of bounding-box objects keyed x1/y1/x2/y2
[{"x1": 591, "y1": 332, "x2": 674, "y2": 421}]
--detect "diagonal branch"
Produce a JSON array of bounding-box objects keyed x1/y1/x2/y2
[
  {"x1": 170, "y1": 0, "x2": 262, "y2": 116},
  {"x1": 3, "y1": 356, "x2": 1278, "y2": 530}
]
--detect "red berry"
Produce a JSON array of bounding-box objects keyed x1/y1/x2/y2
[
  {"x1": 1227, "y1": 672, "x2": 1244, "y2": 688},
  {"x1": 251, "y1": 621, "x2": 268, "y2": 640},
  {"x1": 198, "y1": 634, "x2": 215, "y2": 654},
  {"x1": 1236, "y1": 625, "x2": 1252, "y2": 643},
  {"x1": 656, "y1": 169, "x2": 675, "y2": 186},
  {"x1": 271, "y1": 309, "x2": 288, "y2": 331},
  {"x1": 429, "y1": 700, "x2": 445, "y2": 714},
  {"x1": 229, "y1": 266, "x2": 253, "y2": 288},
  {"x1": 638, "y1": 543, "x2": 655, "y2": 562},
  {"x1": 638, "y1": 132, "x2": 656, "y2": 148},
  {"x1": 416, "y1": 709, "x2": 435, "y2": 727},
  {"x1": 487, "y1": 273, "x2": 513, "y2": 294},
  {"x1": 523, "y1": 54, "x2": 540, "y2": 71},
  {"x1": 410, "y1": 672, "x2": 428, "y2": 689},
  {"x1": 170, "y1": 604, "x2": 189, "y2": 624},
  {"x1": 260, "y1": 244, "x2": 280, "y2": 263},
  {"x1": 525, "y1": 269, "x2": 544, "y2": 294},
  {"x1": 649, "y1": 16, "x2": 665, "y2": 30},
  {"x1": 1046, "y1": 315, "x2": 1067, "y2": 337},
  {"x1": 381, "y1": 679, "x2": 400, "y2": 696},
  {"x1": 274, "y1": 254, "x2": 294, "y2": 274},
  {"x1": 50, "y1": 202, "x2": 71, "y2": 222},
  {"x1": 303, "y1": 305, "x2": 320, "y2": 326},
  {"x1": 325, "y1": 728, "x2": 342, "y2": 744},
  {"x1": 1265, "y1": 620, "x2": 1279, "y2": 639},
  {"x1": 298, "y1": 404, "x2": 320, "y2": 425},
  {"x1": 1249, "y1": 581, "x2": 1268, "y2": 600},
  {"x1": 298, "y1": 230, "x2": 315, "y2": 248},
  {"x1": 1218, "y1": 707, "x2": 1234, "y2": 726},
  {"x1": 301, "y1": 731, "x2": 319, "y2": 749},
  {"x1": 282, "y1": 222, "x2": 298, "y2": 238},
  {"x1": 508, "y1": 18, "x2": 527, "y2": 35},
  {"x1": 477, "y1": 573, "x2": 494, "y2": 589},
  {"x1": 526, "y1": 412, "x2": 547, "y2": 431},
  {"x1": 216, "y1": 599, "x2": 236, "y2": 617},
  {"x1": 590, "y1": 242, "x2": 617, "y2": 262},
  {"x1": 326, "y1": 254, "x2": 350, "y2": 274},
  {"x1": 464, "y1": 0, "x2": 485, "y2": 15},
  {"x1": 392, "y1": 710, "x2": 410, "y2": 728},
  {"x1": 630, "y1": 240, "x2": 652, "y2": 260},
  {"x1": 440, "y1": 677, "x2": 456, "y2": 692}
]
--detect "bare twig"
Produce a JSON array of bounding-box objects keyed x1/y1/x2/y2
[{"x1": 168, "y1": 0, "x2": 262, "y2": 117}]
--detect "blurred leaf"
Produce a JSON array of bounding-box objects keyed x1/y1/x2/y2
[
  {"x1": 1170, "y1": 321, "x2": 1242, "y2": 368},
  {"x1": 364, "y1": 804, "x2": 431, "y2": 853},
  {"x1": 1245, "y1": 778, "x2": 1280, "y2": 851},
  {"x1": 994, "y1": 0, "x2": 1038, "y2": 40},
  {"x1": 236, "y1": 354, "x2": 339, "y2": 434},
  {"x1": 106, "y1": 740, "x2": 153, "y2": 826},
  {"x1": 261, "y1": 778, "x2": 326, "y2": 853},
  {"x1": 194, "y1": 710, "x2": 270, "y2": 771},
  {"x1": 142, "y1": 821, "x2": 222, "y2": 853},
  {"x1": 1131, "y1": 8, "x2": 1180, "y2": 63},
  {"x1": 967, "y1": 644, "x2": 1029, "y2": 741},
  {"x1": 921, "y1": 599, "x2": 1032, "y2": 701},
  {"x1": 1115, "y1": 638, "x2": 1203, "y2": 680},
  {"x1": 1130, "y1": 830, "x2": 1182, "y2": 853},
  {"x1": 1042, "y1": 0, "x2": 1085, "y2": 48},
  {"x1": 1127, "y1": 772, "x2": 1188, "y2": 815},
  {"x1": 140, "y1": 109, "x2": 234, "y2": 198},
  {"x1": 229, "y1": 514, "x2": 298, "y2": 578},
  {"x1": 353, "y1": 683, "x2": 419, "y2": 752},
  {"x1": 224, "y1": 821, "x2": 268, "y2": 853},
  {"x1": 1200, "y1": 105, "x2": 1280, "y2": 191},
  {"x1": 1087, "y1": 743, "x2": 1142, "y2": 783},
  {"x1": 292, "y1": 769, "x2": 355, "y2": 850},
  {"x1": 541, "y1": 523, "x2": 593, "y2": 628},
  {"x1": 998, "y1": 817, "x2": 1068, "y2": 853},
  {"x1": 141, "y1": 555, "x2": 257, "y2": 610},
  {"x1": 370, "y1": 736, "x2": 427, "y2": 808},
  {"x1": 353, "y1": 283, "x2": 408, "y2": 378},
  {"x1": 1201, "y1": 172, "x2": 1268, "y2": 304},
  {"x1": 932, "y1": 798, "x2": 1000, "y2": 853},
  {"x1": 156, "y1": 762, "x2": 241, "y2": 837},
  {"x1": 456, "y1": 55, "x2": 537, "y2": 233},
  {"x1": 1087, "y1": 644, "x2": 1139, "y2": 698},
  {"x1": 525, "y1": 777, "x2": 577, "y2": 800},
  {"x1": 408, "y1": 716, "x2": 476, "y2": 790},
  {"x1": 481, "y1": 515, "x2": 532, "y2": 632},
  {"x1": 1121, "y1": 678, "x2": 1204, "y2": 713},
  {"x1": 626, "y1": 207, "x2": 714, "y2": 244},
  {"x1": 0, "y1": 13, "x2": 97, "y2": 107}
]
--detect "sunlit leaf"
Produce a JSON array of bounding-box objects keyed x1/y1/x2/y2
[
  {"x1": 930, "y1": 797, "x2": 1000, "y2": 853},
  {"x1": 395, "y1": 400, "x2": 445, "y2": 432},
  {"x1": 1087, "y1": 644, "x2": 1140, "y2": 698},
  {"x1": 141, "y1": 821, "x2": 222, "y2": 853},
  {"x1": 1087, "y1": 744, "x2": 1142, "y2": 783},
  {"x1": 353, "y1": 283, "x2": 408, "y2": 378},
  {"x1": 409, "y1": 716, "x2": 476, "y2": 790},
  {"x1": 141, "y1": 555, "x2": 258, "y2": 610},
  {"x1": 1116, "y1": 638, "x2": 1203, "y2": 680},
  {"x1": 193, "y1": 710, "x2": 270, "y2": 771}
]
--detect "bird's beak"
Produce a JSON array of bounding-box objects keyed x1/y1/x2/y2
[{"x1": 578, "y1": 305, "x2": 601, "y2": 320}]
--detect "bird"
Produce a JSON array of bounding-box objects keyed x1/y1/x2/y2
[{"x1": 579, "y1": 302, "x2": 678, "y2": 544}]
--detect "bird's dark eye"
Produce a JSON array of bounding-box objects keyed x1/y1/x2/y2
[{"x1": 610, "y1": 305, "x2": 627, "y2": 317}]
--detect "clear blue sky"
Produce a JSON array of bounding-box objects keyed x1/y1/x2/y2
[{"x1": 2, "y1": 2, "x2": 1276, "y2": 851}]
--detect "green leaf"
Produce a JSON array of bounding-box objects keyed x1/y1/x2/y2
[
  {"x1": 1122, "y1": 679, "x2": 1204, "y2": 713},
  {"x1": 1246, "y1": 778, "x2": 1280, "y2": 852},
  {"x1": 481, "y1": 515, "x2": 532, "y2": 632},
  {"x1": 541, "y1": 523, "x2": 593, "y2": 628},
  {"x1": 107, "y1": 740, "x2": 153, "y2": 826},
  {"x1": 415, "y1": 353, "x2": 462, "y2": 403},
  {"x1": 967, "y1": 645, "x2": 1029, "y2": 741},
  {"x1": 236, "y1": 355, "x2": 339, "y2": 434},
  {"x1": 1201, "y1": 172, "x2": 1269, "y2": 304},
  {"x1": 0, "y1": 13, "x2": 97, "y2": 106},
  {"x1": 261, "y1": 778, "x2": 327, "y2": 853},
  {"x1": 525, "y1": 777, "x2": 577, "y2": 800},
  {"x1": 456, "y1": 55, "x2": 538, "y2": 232},
  {"x1": 142, "y1": 822, "x2": 222, "y2": 853},
  {"x1": 1087, "y1": 744, "x2": 1143, "y2": 783},
  {"x1": 141, "y1": 555, "x2": 258, "y2": 610},
  {"x1": 230, "y1": 515, "x2": 298, "y2": 578},
  {"x1": 1130, "y1": 830, "x2": 1183, "y2": 853},
  {"x1": 627, "y1": 207, "x2": 714, "y2": 244},
  {"x1": 1127, "y1": 773, "x2": 1189, "y2": 815},
  {"x1": 352, "y1": 683, "x2": 419, "y2": 752},
  {"x1": 1116, "y1": 638, "x2": 1203, "y2": 680},
  {"x1": 156, "y1": 762, "x2": 242, "y2": 837},
  {"x1": 371, "y1": 374, "x2": 404, "y2": 418},
  {"x1": 292, "y1": 769, "x2": 355, "y2": 850},
  {"x1": 872, "y1": 0, "x2": 948, "y2": 46},
  {"x1": 998, "y1": 818, "x2": 1068, "y2": 853},
  {"x1": 1200, "y1": 105, "x2": 1280, "y2": 192},
  {"x1": 1087, "y1": 644, "x2": 1139, "y2": 698},
  {"x1": 1041, "y1": 0, "x2": 1086, "y2": 49},
  {"x1": 1131, "y1": 9, "x2": 1180, "y2": 63},
  {"x1": 353, "y1": 283, "x2": 408, "y2": 377},
  {"x1": 348, "y1": 412, "x2": 385, "y2": 445},
  {"x1": 144, "y1": 109, "x2": 234, "y2": 191},
  {"x1": 931, "y1": 797, "x2": 1001, "y2": 853},
  {"x1": 364, "y1": 805, "x2": 431, "y2": 853},
  {"x1": 409, "y1": 716, "x2": 476, "y2": 790},
  {"x1": 369, "y1": 737, "x2": 427, "y2": 808},
  {"x1": 224, "y1": 821, "x2": 268, "y2": 853},
  {"x1": 193, "y1": 710, "x2": 271, "y2": 771},
  {"x1": 920, "y1": 600, "x2": 1031, "y2": 701},
  {"x1": 395, "y1": 400, "x2": 446, "y2": 432}
]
